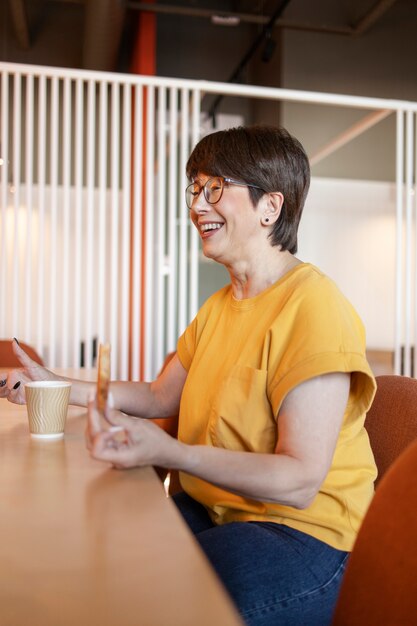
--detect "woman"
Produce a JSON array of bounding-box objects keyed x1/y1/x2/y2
[{"x1": 1, "y1": 126, "x2": 376, "y2": 626}]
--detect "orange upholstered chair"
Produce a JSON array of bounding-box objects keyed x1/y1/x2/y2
[
  {"x1": 364, "y1": 375, "x2": 417, "y2": 486},
  {"x1": 332, "y1": 436, "x2": 417, "y2": 624},
  {"x1": 0, "y1": 340, "x2": 44, "y2": 367}
]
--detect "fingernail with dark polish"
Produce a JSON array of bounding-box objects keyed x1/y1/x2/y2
[
  {"x1": 13, "y1": 337, "x2": 20, "y2": 345},
  {"x1": 13, "y1": 381, "x2": 21, "y2": 390},
  {"x1": 0, "y1": 379, "x2": 6, "y2": 387}
]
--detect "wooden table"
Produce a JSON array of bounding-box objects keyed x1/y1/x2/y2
[{"x1": 0, "y1": 397, "x2": 242, "y2": 626}]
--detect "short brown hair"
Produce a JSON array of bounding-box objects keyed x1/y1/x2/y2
[{"x1": 186, "y1": 125, "x2": 310, "y2": 254}]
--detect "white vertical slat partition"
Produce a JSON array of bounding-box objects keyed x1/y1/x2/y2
[
  {"x1": 394, "y1": 111, "x2": 404, "y2": 375},
  {"x1": 144, "y1": 85, "x2": 155, "y2": 381},
  {"x1": 403, "y1": 111, "x2": 414, "y2": 376},
  {"x1": 12, "y1": 73, "x2": 21, "y2": 336},
  {"x1": 156, "y1": 85, "x2": 167, "y2": 373},
  {"x1": 411, "y1": 118, "x2": 417, "y2": 377},
  {"x1": 36, "y1": 74, "x2": 46, "y2": 357},
  {"x1": 61, "y1": 77, "x2": 71, "y2": 367},
  {"x1": 394, "y1": 109, "x2": 417, "y2": 377},
  {"x1": 24, "y1": 74, "x2": 34, "y2": 340},
  {"x1": 97, "y1": 80, "x2": 108, "y2": 355},
  {"x1": 73, "y1": 78, "x2": 83, "y2": 368},
  {"x1": 178, "y1": 88, "x2": 190, "y2": 338},
  {"x1": 121, "y1": 83, "x2": 132, "y2": 381},
  {"x1": 0, "y1": 71, "x2": 8, "y2": 336},
  {"x1": 49, "y1": 76, "x2": 59, "y2": 367},
  {"x1": 2, "y1": 61, "x2": 417, "y2": 378},
  {"x1": 85, "y1": 79, "x2": 95, "y2": 371},
  {"x1": 110, "y1": 82, "x2": 120, "y2": 376},
  {"x1": 131, "y1": 84, "x2": 143, "y2": 381},
  {"x1": 189, "y1": 89, "x2": 201, "y2": 320},
  {"x1": 167, "y1": 86, "x2": 178, "y2": 354},
  {"x1": 148, "y1": 85, "x2": 202, "y2": 375}
]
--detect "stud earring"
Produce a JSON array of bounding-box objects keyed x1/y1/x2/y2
[{"x1": 264, "y1": 217, "x2": 270, "y2": 223}]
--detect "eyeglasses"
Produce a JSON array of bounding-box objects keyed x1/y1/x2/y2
[{"x1": 185, "y1": 176, "x2": 263, "y2": 210}]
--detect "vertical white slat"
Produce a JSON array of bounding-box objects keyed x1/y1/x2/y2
[
  {"x1": 120, "y1": 83, "x2": 131, "y2": 380},
  {"x1": 85, "y1": 79, "x2": 95, "y2": 369},
  {"x1": 131, "y1": 85, "x2": 143, "y2": 381},
  {"x1": 0, "y1": 71, "x2": 9, "y2": 337},
  {"x1": 144, "y1": 85, "x2": 155, "y2": 380},
  {"x1": 73, "y1": 78, "x2": 84, "y2": 367},
  {"x1": 156, "y1": 85, "x2": 167, "y2": 372},
  {"x1": 12, "y1": 72, "x2": 21, "y2": 337},
  {"x1": 61, "y1": 77, "x2": 71, "y2": 367},
  {"x1": 178, "y1": 88, "x2": 189, "y2": 337},
  {"x1": 98, "y1": 80, "x2": 108, "y2": 348},
  {"x1": 110, "y1": 81, "x2": 120, "y2": 378},
  {"x1": 36, "y1": 74, "x2": 47, "y2": 358},
  {"x1": 394, "y1": 110, "x2": 404, "y2": 375},
  {"x1": 412, "y1": 113, "x2": 417, "y2": 378},
  {"x1": 24, "y1": 74, "x2": 34, "y2": 341},
  {"x1": 167, "y1": 86, "x2": 178, "y2": 353},
  {"x1": 189, "y1": 88, "x2": 201, "y2": 321},
  {"x1": 48, "y1": 75, "x2": 59, "y2": 367},
  {"x1": 404, "y1": 110, "x2": 413, "y2": 377}
]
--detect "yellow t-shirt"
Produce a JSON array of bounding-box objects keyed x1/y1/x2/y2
[{"x1": 176, "y1": 263, "x2": 376, "y2": 551}]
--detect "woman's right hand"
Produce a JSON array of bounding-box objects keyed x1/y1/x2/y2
[
  {"x1": 0, "y1": 340, "x2": 58, "y2": 405},
  {"x1": 86, "y1": 394, "x2": 183, "y2": 471}
]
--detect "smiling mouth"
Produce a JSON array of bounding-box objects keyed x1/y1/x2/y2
[{"x1": 199, "y1": 222, "x2": 224, "y2": 234}]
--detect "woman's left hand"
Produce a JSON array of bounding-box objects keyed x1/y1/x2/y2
[{"x1": 86, "y1": 397, "x2": 183, "y2": 470}]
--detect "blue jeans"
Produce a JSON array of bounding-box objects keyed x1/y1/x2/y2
[{"x1": 173, "y1": 492, "x2": 348, "y2": 626}]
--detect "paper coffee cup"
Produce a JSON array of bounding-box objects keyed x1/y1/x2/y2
[{"x1": 25, "y1": 381, "x2": 72, "y2": 439}]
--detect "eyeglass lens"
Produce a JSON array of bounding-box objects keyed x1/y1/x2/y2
[{"x1": 186, "y1": 177, "x2": 224, "y2": 209}]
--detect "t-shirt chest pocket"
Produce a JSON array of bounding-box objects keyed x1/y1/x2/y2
[{"x1": 208, "y1": 365, "x2": 277, "y2": 453}]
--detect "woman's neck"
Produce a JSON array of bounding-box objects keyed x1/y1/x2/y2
[{"x1": 228, "y1": 250, "x2": 302, "y2": 300}]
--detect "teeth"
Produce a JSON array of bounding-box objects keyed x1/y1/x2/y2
[{"x1": 200, "y1": 223, "x2": 223, "y2": 232}]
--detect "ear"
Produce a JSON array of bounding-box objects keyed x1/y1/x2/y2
[{"x1": 260, "y1": 192, "x2": 284, "y2": 226}]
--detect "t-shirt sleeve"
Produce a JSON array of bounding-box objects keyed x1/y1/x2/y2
[{"x1": 268, "y1": 275, "x2": 376, "y2": 418}]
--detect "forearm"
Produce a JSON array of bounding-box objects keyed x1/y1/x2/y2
[
  {"x1": 68, "y1": 353, "x2": 185, "y2": 416},
  {"x1": 109, "y1": 380, "x2": 173, "y2": 418},
  {"x1": 170, "y1": 443, "x2": 322, "y2": 509},
  {"x1": 59, "y1": 377, "x2": 96, "y2": 407},
  {"x1": 65, "y1": 377, "x2": 178, "y2": 420}
]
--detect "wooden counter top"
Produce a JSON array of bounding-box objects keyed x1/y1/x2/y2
[{"x1": 0, "y1": 399, "x2": 242, "y2": 626}]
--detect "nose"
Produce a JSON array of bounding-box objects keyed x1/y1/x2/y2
[{"x1": 190, "y1": 191, "x2": 209, "y2": 215}]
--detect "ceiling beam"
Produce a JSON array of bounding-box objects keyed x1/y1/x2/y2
[
  {"x1": 127, "y1": 0, "x2": 399, "y2": 37},
  {"x1": 127, "y1": 1, "x2": 353, "y2": 34},
  {"x1": 309, "y1": 109, "x2": 392, "y2": 166},
  {"x1": 352, "y1": 0, "x2": 398, "y2": 36}
]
